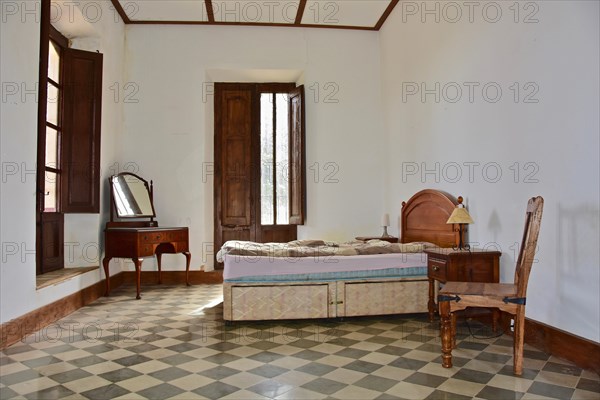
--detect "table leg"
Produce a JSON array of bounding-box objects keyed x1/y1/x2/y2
[
  {"x1": 439, "y1": 300, "x2": 453, "y2": 368},
  {"x1": 102, "y1": 257, "x2": 111, "y2": 296},
  {"x1": 428, "y1": 278, "x2": 436, "y2": 321},
  {"x1": 156, "y1": 253, "x2": 163, "y2": 284},
  {"x1": 133, "y1": 258, "x2": 143, "y2": 300},
  {"x1": 183, "y1": 252, "x2": 191, "y2": 286}
]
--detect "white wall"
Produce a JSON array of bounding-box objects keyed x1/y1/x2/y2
[
  {"x1": 0, "y1": 0, "x2": 41, "y2": 324},
  {"x1": 380, "y1": 1, "x2": 599, "y2": 341},
  {"x1": 122, "y1": 25, "x2": 386, "y2": 271},
  {"x1": 4, "y1": 1, "x2": 597, "y2": 346},
  {"x1": 0, "y1": 1, "x2": 125, "y2": 323}
]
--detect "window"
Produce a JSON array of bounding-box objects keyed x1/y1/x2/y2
[
  {"x1": 260, "y1": 92, "x2": 291, "y2": 225},
  {"x1": 36, "y1": 0, "x2": 103, "y2": 274},
  {"x1": 44, "y1": 38, "x2": 64, "y2": 212}
]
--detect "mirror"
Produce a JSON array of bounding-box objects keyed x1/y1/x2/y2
[{"x1": 110, "y1": 173, "x2": 155, "y2": 218}]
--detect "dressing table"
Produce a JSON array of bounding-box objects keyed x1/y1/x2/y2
[{"x1": 102, "y1": 173, "x2": 191, "y2": 299}]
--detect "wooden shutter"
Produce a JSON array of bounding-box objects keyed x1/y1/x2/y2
[
  {"x1": 61, "y1": 48, "x2": 103, "y2": 213},
  {"x1": 39, "y1": 213, "x2": 64, "y2": 274},
  {"x1": 288, "y1": 85, "x2": 305, "y2": 225},
  {"x1": 216, "y1": 84, "x2": 253, "y2": 227}
]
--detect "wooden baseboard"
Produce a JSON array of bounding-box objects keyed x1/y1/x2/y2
[
  {"x1": 120, "y1": 270, "x2": 223, "y2": 285},
  {"x1": 499, "y1": 313, "x2": 600, "y2": 375},
  {"x1": 0, "y1": 272, "x2": 125, "y2": 350},
  {"x1": 523, "y1": 317, "x2": 600, "y2": 375}
]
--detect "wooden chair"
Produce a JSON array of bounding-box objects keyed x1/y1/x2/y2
[{"x1": 438, "y1": 196, "x2": 544, "y2": 375}]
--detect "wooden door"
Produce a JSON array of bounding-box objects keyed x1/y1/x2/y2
[
  {"x1": 214, "y1": 84, "x2": 256, "y2": 250},
  {"x1": 214, "y1": 83, "x2": 303, "y2": 267}
]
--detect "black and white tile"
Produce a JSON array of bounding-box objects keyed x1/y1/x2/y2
[{"x1": 1, "y1": 284, "x2": 598, "y2": 399}]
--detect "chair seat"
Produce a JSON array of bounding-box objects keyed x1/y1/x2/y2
[
  {"x1": 439, "y1": 282, "x2": 520, "y2": 313},
  {"x1": 440, "y1": 281, "x2": 517, "y2": 297}
]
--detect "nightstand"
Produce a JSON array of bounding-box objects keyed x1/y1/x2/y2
[
  {"x1": 355, "y1": 236, "x2": 399, "y2": 243},
  {"x1": 425, "y1": 248, "x2": 501, "y2": 321}
]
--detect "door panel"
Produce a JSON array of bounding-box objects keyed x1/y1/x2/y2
[
  {"x1": 215, "y1": 85, "x2": 255, "y2": 263},
  {"x1": 222, "y1": 137, "x2": 251, "y2": 225},
  {"x1": 40, "y1": 212, "x2": 64, "y2": 273},
  {"x1": 222, "y1": 229, "x2": 252, "y2": 243},
  {"x1": 220, "y1": 92, "x2": 252, "y2": 226},
  {"x1": 261, "y1": 226, "x2": 297, "y2": 243}
]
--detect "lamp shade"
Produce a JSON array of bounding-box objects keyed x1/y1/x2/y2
[
  {"x1": 446, "y1": 207, "x2": 474, "y2": 224},
  {"x1": 382, "y1": 213, "x2": 390, "y2": 227}
]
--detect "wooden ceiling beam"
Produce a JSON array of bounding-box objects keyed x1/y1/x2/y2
[
  {"x1": 295, "y1": 0, "x2": 307, "y2": 25},
  {"x1": 205, "y1": 0, "x2": 215, "y2": 22},
  {"x1": 108, "y1": 0, "x2": 396, "y2": 31},
  {"x1": 110, "y1": 0, "x2": 131, "y2": 24},
  {"x1": 374, "y1": 0, "x2": 398, "y2": 30}
]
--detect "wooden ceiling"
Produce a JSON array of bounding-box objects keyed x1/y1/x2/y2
[{"x1": 111, "y1": 0, "x2": 399, "y2": 30}]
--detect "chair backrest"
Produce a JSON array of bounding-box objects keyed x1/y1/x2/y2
[{"x1": 514, "y1": 196, "x2": 544, "y2": 298}]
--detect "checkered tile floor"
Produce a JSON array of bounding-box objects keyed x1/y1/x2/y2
[{"x1": 1, "y1": 284, "x2": 598, "y2": 399}]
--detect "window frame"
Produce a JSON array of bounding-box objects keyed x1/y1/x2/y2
[
  {"x1": 256, "y1": 83, "x2": 303, "y2": 227},
  {"x1": 259, "y1": 90, "x2": 291, "y2": 226},
  {"x1": 43, "y1": 27, "x2": 68, "y2": 212}
]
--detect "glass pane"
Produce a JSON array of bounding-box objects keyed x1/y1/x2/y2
[
  {"x1": 46, "y1": 83, "x2": 59, "y2": 126},
  {"x1": 44, "y1": 171, "x2": 58, "y2": 212},
  {"x1": 48, "y1": 41, "x2": 60, "y2": 83},
  {"x1": 45, "y1": 127, "x2": 58, "y2": 168},
  {"x1": 260, "y1": 93, "x2": 274, "y2": 225},
  {"x1": 275, "y1": 93, "x2": 290, "y2": 225}
]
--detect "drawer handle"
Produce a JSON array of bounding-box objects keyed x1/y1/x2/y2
[{"x1": 433, "y1": 266, "x2": 439, "y2": 272}]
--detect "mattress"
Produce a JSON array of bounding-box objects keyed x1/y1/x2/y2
[{"x1": 223, "y1": 252, "x2": 428, "y2": 282}]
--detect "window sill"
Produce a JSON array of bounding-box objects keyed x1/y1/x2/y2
[{"x1": 36, "y1": 266, "x2": 98, "y2": 290}]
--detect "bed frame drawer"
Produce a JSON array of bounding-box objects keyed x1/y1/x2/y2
[
  {"x1": 225, "y1": 283, "x2": 334, "y2": 321},
  {"x1": 223, "y1": 279, "x2": 429, "y2": 321},
  {"x1": 341, "y1": 279, "x2": 429, "y2": 316}
]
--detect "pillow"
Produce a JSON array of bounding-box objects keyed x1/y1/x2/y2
[
  {"x1": 356, "y1": 245, "x2": 396, "y2": 255},
  {"x1": 287, "y1": 239, "x2": 327, "y2": 247},
  {"x1": 405, "y1": 241, "x2": 438, "y2": 249}
]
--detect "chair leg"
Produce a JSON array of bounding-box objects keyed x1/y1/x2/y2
[
  {"x1": 492, "y1": 309, "x2": 499, "y2": 332},
  {"x1": 513, "y1": 310, "x2": 525, "y2": 376},
  {"x1": 451, "y1": 313, "x2": 457, "y2": 348},
  {"x1": 439, "y1": 301, "x2": 453, "y2": 368}
]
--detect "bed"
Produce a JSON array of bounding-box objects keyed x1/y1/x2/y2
[{"x1": 220, "y1": 189, "x2": 461, "y2": 321}]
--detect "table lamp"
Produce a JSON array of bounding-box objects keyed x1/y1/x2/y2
[
  {"x1": 446, "y1": 196, "x2": 473, "y2": 250},
  {"x1": 381, "y1": 213, "x2": 391, "y2": 238}
]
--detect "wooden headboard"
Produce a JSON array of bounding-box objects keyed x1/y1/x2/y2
[{"x1": 400, "y1": 189, "x2": 461, "y2": 248}]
